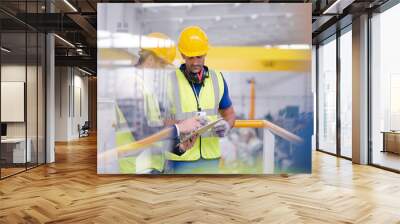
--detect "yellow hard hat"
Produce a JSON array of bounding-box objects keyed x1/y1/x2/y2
[
  {"x1": 142, "y1": 32, "x2": 176, "y2": 64},
  {"x1": 178, "y1": 26, "x2": 209, "y2": 57}
]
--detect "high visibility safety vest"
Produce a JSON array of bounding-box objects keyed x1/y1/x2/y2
[
  {"x1": 165, "y1": 68, "x2": 225, "y2": 161},
  {"x1": 115, "y1": 106, "x2": 165, "y2": 174},
  {"x1": 144, "y1": 93, "x2": 163, "y2": 127},
  {"x1": 115, "y1": 104, "x2": 138, "y2": 173},
  {"x1": 116, "y1": 69, "x2": 167, "y2": 173}
]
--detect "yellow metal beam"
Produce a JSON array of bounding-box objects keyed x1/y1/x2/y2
[
  {"x1": 99, "y1": 47, "x2": 311, "y2": 72},
  {"x1": 208, "y1": 47, "x2": 311, "y2": 61},
  {"x1": 234, "y1": 120, "x2": 303, "y2": 143},
  {"x1": 177, "y1": 47, "x2": 311, "y2": 72},
  {"x1": 99, "y1": 48, "x2": 137, "y2": 64}
]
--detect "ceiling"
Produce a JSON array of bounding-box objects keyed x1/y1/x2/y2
[
  {"x1": 137, "y1": 3, "x2": 311, "y2": 46},
  {"x1": 0, "y1": 0, "x2": 392, "y2": 74}
]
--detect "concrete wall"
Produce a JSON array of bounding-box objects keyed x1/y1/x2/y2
[
  {"x1": 352, "y1": 14, "x2": 369, "y2": 164},
  {"x1": 55, "y1": 67, "x2": 89, "y2": 141}
]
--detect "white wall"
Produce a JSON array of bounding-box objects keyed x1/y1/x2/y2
[
  {"x1": 1, "y1": 64, "x2": 46, "y2": 164},
  {"x1": 1, "y1": 65, "x2": 37, "y2": 138},
  {"x1": 1, "y1": 65, "x2": 26, "y2": 141},
  {"x1": 1, "y1": 66, "x2": 26, "y2": 128},
  {"x1": 55, "y1": 67, "x2": 89, "y2": 141},
  {"x1": 55, "y1": 67, "x2": 68, "y2": 141},
  {"x1": 72, "y1": 73, "x2": 89, "y2": 138}
]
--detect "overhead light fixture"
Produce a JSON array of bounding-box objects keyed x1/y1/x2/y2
[
  {"x1": 285, "y1": 44, "x2": 310, "y2": 50},
  {"x1": 98, "y1": 30, "x2": 111, "y2": 39},
  {"x1": 264, "y1": 44, "x2": 310, "y2": 50},
  {"x1": 323, "y1": 0, "x2": 341, "y2": 14},
  {"x1": 63, "y1": 0, "x2": 78, "y2": 12},
  {"x1": 76, "y1": 49, "x2": 84, "y2": 55},
  {"x1": 54, "y1": 34, "x2": 75, "y2": 48},
  {"x1": 250, "y1": 14, "x2": 258, "y2": 20},
  {"x1": 78, "y1": 67, "x2": 93, "y2": 76},
  {"x1": 323, "y1": 0, "x2": 355, "y2": 15},
  {"x1": 1, "y1": 47, "x2": 11, "y2": 53},
  {"x1": 142, "y1": 3, "x2": 222, "y2": 8},
  {"x1": 285, "y1": 13, "x2": 293, "y2": 19},
  {"x1": 142, "y1": 3, "x2": 191, "y2": 8}
]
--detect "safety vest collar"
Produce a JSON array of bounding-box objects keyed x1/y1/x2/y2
[{"x1": 171, "y1": 68, "x2": 220, "y2": 120}]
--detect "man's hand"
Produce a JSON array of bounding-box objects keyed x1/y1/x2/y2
[
  {"x1": 197, "y1": 115, "x2": 209, "y2": 126},
  {"x1": 178, "y1": 134, "x2": 198, "y2": 152},
  {"x1": 212, "y1": 119, "x2": 231, "y2": 137},
  {"x1": 176, "y1": 117, "x2": 202, "y2": 134}
]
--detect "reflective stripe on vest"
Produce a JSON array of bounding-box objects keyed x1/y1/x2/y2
[{"x1": 166, "y1": 68, "x2": 224, "y2": 161}]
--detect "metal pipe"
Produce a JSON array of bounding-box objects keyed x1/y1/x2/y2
[
  {"x1": 112, "y1": 119, "x2": 304, "y2": 156},
  {"x1": 249, "y1": 79, "x2": 255, "y2": 119},
  {"x1": 234, "y1": 120, "x2": 303, "y2": 143}
]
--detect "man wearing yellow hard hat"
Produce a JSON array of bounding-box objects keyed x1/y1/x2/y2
[
  {"x1": 165, "y1": 26, "x2": 236, "y2": 174},
  {"x1": 139, "y1": 32, "x2": 176, "y2": 68}
]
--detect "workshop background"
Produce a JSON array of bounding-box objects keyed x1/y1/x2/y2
[{"x1": 97, "y1": 3, "x2": 313, "y2": 174}]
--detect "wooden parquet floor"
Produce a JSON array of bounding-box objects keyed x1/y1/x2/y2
[{"x1": 1, "y1": 135, "x2": 400, "y2": 224}]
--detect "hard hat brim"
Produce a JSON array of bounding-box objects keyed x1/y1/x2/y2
[{"x1": 179, "y1": 48, "x2": 208, "y2": 57}]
